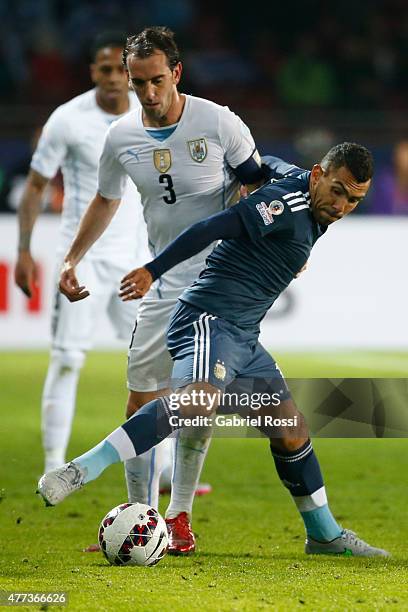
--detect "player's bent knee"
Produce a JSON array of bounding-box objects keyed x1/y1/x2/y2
[
  {"x1": 173, "y1": 382, "x2": 220, "y2": 418},
  {"x1": 43, "y1": 349, "x2": 86, "y2": 405},
  {"x1": 50, "y1": 348, "x2": 86, "y2": 372},
  {"x1": 268, "y1": 414, "x2": 309, "y2": 452},
  {"x1": 251, "y1": 398, "x2": 309, "y2": 446},
  {"x1": 269, "y1": 435, "x2": 309, "y2": 453}
]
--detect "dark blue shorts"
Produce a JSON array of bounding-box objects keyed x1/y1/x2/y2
[{"x1": 166, "y1": 300, "x2": 290, "y2": 402}]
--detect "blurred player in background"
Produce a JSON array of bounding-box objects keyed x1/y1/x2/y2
[
  {"x1": 44, "y1": 26, "x2": 268, "y2": 554},
  {"x1": 15, "y1": 32, "x2": 150, "y2": 474}
]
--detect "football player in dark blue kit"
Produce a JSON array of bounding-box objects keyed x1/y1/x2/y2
[{"x1": 38, "y1": 143, "x2": 390, "y2": 557}]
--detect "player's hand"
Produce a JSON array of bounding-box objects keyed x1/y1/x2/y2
[
  {"x1": 239, "y1": 185, "x2": 249, "y2": 199},
  {"x1": 14, "y1": 251, "x2": 39, "y2": 298},
  {"x1": 295, "y1": 261, "x2": 308, "y2": 278},
  {"x1": 119, "y1": 267, "x2": 153, "y2": 301},
  {"x1": 59, "y1": 261, "x2": 90, "y2": 302},
  {"x1": 239, "y1": 180, "x2": 264, "y2": 199}
]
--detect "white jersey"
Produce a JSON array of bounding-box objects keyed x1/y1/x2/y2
[
  {"x1": 31, "y1": 89, "x2": 149, "y2": 267},
  {"x1": 98, "y1": 94, "x2": 257, "y2": 297}
]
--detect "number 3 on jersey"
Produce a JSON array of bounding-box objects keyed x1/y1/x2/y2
[{"x1": 159, "y1": 174, "x2": 177, "y2": 205}]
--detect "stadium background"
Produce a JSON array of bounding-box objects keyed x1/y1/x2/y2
[{"x1": 1, "y1": 2, "x2": 408, "y2": 610}]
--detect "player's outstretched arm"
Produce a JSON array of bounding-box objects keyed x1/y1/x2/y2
[
  {"x1": 15, "y1": 169, "x2": 49, "y2": 298},
  {"x1": 119, "y1": 207, "x2": 246, "y2": 300},
  {"x1": 64, "y1": 192, "x2": 120, "y2": 266},
  {"x1": 59, "y1": 192, "x2": 120, "y2": 302}
]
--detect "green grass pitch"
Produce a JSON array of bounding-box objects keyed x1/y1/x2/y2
[{"x1": 1, "y1": 351, "x2": 408, "y2": 611}]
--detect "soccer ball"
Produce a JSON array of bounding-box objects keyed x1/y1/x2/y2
[{"x1": 98, "y1": 503, "x2": 168, "y2": 566}]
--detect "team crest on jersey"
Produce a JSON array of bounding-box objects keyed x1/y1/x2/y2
[
  {"x1": 188, "y1": 139, "x2": 207, "y2": 163},
  {"x1": 214, "y1": 360, "x2": 226, "y2": 381},
  {"x1": 256, "y1": 200, "x2": 284, "y2": 225},
  {"x1": 153, "y1": 149, "x2": 172, "y2": 173}
]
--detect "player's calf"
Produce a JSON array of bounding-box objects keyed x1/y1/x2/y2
[
  {"x1": 270, "y1": 436, "x2": 343, "y2": 544},
  {"x1": 42, "y1": 348, "x2": 86, "y2": 472},
  {"x1": 256, "y1": 398, "x2": 309, "y2": 451},
  {"x1": 125, "y1": 389, "x2": 176, "y2": 509}
]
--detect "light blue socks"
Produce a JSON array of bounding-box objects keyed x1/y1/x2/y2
[
  {"x1": 301, "y1": 505, "x2": 342, "y2": 541},
  {"x1": 75, "y1": 440, "x2": 120, "y2": 483}
]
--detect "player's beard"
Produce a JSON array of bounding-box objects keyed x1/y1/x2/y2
[
  {"x1": 143, "y1": 90, "x2": 175, "y2": 124},
  {"x1": 315, "y1": 205, "x2": 341, "y2": 225},
  {"x1": 312, "y1": 190, "x2": 339, "y2": 225},
  {"x1": 143, "y1": 103, "x2": 161, "y2": 121}
]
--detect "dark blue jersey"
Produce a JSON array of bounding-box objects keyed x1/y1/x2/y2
[
  {"x1": 180, "y1": 165, "x2": 326, "y2": 333},
  {"x1": 145, "y1": 157, "x2": 327, "y2": 335}
]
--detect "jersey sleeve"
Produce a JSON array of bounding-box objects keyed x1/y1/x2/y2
[
  {"x1": 234, "y1": 184, "x2": 294, "y2": 241},
  {"x1": 218, "y1": 106, "x2": 258, "y2": 169},
  {"x1": 97, "y1": 128, "x2": 128, "y2": 199},
  {"x1": 145, "y1": 207, "x2": 245, "y2": 281},
  {"x1": 261, "y1": 155, "x2": 305, "y2": 181},
  {"x1": 30, "y1": 107, "x2": 69, "y2": 179}
]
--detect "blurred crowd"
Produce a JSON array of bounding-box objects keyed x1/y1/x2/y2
[
  {"x1": 1, "y1": 0, "x2": 407, "y2": 109},
  {"x1": 0, "y1": 0, "x2": 407, "y2": 214}
]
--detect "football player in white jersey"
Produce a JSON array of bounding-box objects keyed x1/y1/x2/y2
[
  {"x1": 56, "y1": 27, "x2": 266, "y2": 554},
  {"x1": 15, "y1": 33, "x2": 150, "y2": 475}
]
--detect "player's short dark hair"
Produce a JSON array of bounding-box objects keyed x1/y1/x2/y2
[
  {"x1": 320, "y1": 142, "x2": 374, "y2": 183},
  {"x1": 90, "y1": 31, "x2": 126, "y2": 62},
  {"x1": 123, "y1": 27, "x2": 180, "y2": 70}
]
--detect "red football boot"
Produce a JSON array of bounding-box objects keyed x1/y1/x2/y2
[
  {"x1": 194, "y1": 482, "x2": 212, "y2": 497},
  {"x1": 165, "y1": 512, "x2": 196, "y2": 555}
]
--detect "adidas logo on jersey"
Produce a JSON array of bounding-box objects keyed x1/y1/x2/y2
[{"x1": 282, "y1": 190, "x2": 311, "y2": 212}]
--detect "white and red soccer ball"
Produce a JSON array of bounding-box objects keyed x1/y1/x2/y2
[{"x1": 98, "y1": 502, "x2": 168, "y2": 566}]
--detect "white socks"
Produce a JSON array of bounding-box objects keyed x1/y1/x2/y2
[
  {"x1": 159, "y1": 445, "x2": 174, "y2": 490},
  {"x1": 165, "y1": 426, "x2": 212, "y2": 519},
  {"x1": 125, "y1": 427, "x2": 212, "y2": 518},
  {"x1": 41, "y1": 349, "x2": 85, "y2": 472},
  {"x1": 125, "y1": 437, "x2": 174, "y2": 510}
]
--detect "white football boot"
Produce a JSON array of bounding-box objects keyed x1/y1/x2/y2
[
  {"x1": 37, "y1": 462, "x2": 86, "y2": 506},
  {"x1": 306, "y1": 529, "x2": 390, "y2": 557}
]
